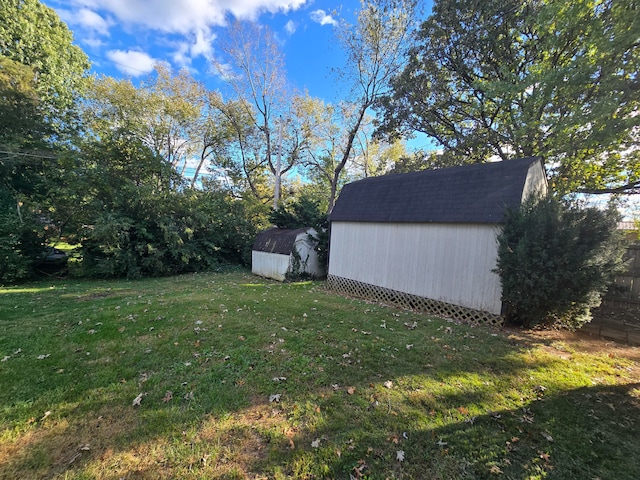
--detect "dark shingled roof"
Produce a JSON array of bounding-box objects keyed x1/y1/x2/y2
[
  {"x1": 252, "y1": 227, "x2": 309, "y2": 254},
  {"x1": 329, "y1": 157, "x2": 542, "y2": 224}
]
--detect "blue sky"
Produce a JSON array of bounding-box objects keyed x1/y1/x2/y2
[{"x1": 42, "y1": 0, "x2": 433, "y2": 105}]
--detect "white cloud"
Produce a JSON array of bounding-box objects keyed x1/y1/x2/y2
[
  {"x1": 190, "y1": 28, "x2": 216, "y2": 60},
  {"x1": 284, "y1": 20, "x2": 297, "y2": 35},
  {"x1": 62, "y1": 0, "x2": 308, "y2": 32},
  {"x1": 56, "y1": 7, "x2": 111, "y2": 36},
  {"x1": 106, "y1": 49, "x2": 157, "y2": 76},
  {"x1": 310, "y1": 9, "x2": 337, "y2": 26},
  {"x1": 82, "y1": 37, "x2": 108, "y2": 48},
  {"x1": 56, "y1": 0, "x2": 309, "y2": 72}
]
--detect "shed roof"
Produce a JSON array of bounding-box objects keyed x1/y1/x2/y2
[
  {"x1": 329, "y1": 157, "x2": 543, "y2": 224},
  {"x1": 252, "y1": 227, "x2": 309, "y2": 254}
]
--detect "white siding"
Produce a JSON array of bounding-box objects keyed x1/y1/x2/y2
[
  {"x1": 328, "y1": 222, "x2": 503, "y2": 314},
  {"x1": 252, "y1": 251, "x2": 290, "y2": 281},
  {"x1": 293, "y1": 237, "x2": 324, "y2": 278}
]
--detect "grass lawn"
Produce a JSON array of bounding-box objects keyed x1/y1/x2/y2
[{"x1": 1, "y1": 270, "x2": 639, "y2": 479}]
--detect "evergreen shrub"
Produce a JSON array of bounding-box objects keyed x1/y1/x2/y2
[{"x1": 495, "y1": 196, "x2": 627, "y2": 329}]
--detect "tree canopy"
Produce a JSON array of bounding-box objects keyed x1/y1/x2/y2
[
  {"x1": 376, "y1": 0, "x2": 640, "y2": 194},
  {"x1": 0, "y1": 0, "x2": 89, "y2": 137}
]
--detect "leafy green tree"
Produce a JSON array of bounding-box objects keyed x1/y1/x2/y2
[
  {"x1": 0, "y1": 1, "x2": 89, "y2": 281},
  {"x1": 377, "y1": 0, "x2": 639, "y2": 194},
  {"x1": 495, "y1": 196, "x2": 627, "y2": 329},
  {"x1": 0, "y1": 0, "x2": 90, "y2": 137},
  {"x1": 323, "y1": 0, "x2": 417, "y2": 211}
]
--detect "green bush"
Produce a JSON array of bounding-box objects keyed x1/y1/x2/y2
[
  {"x1": 0, "y1": 192, "x2": 46, "y2": 284},
  {"x1": 81, "y1": 190, "x2": 256, "y2": 279},
  {"x1": 495, "y1": 196, "x2": 627, "y2": 329}
]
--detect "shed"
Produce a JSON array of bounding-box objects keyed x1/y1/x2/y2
[
  {"x1": 252, "y1": 227, "x2": 323, "y2": 281},
  {"x1": 327, "y1": 157, "x2": 547, "y2": 324}
]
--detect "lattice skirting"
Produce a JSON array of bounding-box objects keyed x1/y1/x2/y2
[{"x1": 327, "y1": 275, "x2": 504, "y2": 327}]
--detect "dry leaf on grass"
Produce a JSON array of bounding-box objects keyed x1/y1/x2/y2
[
  {"x1": 396, "y1": 450, "x2": 405, "y2": 462},
  {"x1": 132, "y1": 393, "x2": 144, "y2": 407}
]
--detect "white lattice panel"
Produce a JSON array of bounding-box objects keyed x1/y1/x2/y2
[{"x1": 327, "y1": 275, "x2": 504, "y2": 326}]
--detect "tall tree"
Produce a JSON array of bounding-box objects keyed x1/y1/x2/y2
[
  {"x1": 86, "y1": 66, "x2": 204, "y2": 187},
  {"x1": 323, "y1": 0, "x2": 418, "y2": 211},
  {"x1": 0, "y1": 0, "x2": 90, "y2": 138},
  {"x1": 0, "y1": 0, "x2": 90, "y2": 281},
  {"x1": 214, "y1": 21, "x2": 304, "y2": 209},
  {"x1": 376, "y1": 0, "x2": 640, "y2": 194}
]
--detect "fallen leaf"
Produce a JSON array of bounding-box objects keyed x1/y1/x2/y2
[
  {"x1": 132, "y1": 393, "x2": 144, "y2": 407},
  {"x1": 489, "y1": 465, "x2": 502, "y2": 474},
  {"x1": 347, "y1": 386, "x2": 356, "y2": 395},
  {"x1": 1, "y1": 356, "x2": 10, "y2": 362},
  {"x1": 37, "y1": 354, "x2": 50, "y2": 360},
  {"x1": 269, "y1": 393, "x2": 281, "y2": 403},
  {"x1": 396, "y1": 450, "x2": 405, "y2": 462},
  {"x1": 383, "y1": 380, "x2": 393, "y2": 389},
  {"x1": 311, "y1": 438, "x2": 321, "y2": 448},
  {"x1": 162, "y1": 391, "x2": 173, "y2": 403},
  {"x1": 541, "y1": 431, "x2": 554, "y2": 442},
  {"x1": 406, "y1": 344, "x2": 414, "y2": 350}
]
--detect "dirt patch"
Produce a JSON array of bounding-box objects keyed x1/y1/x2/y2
[
  {"x1": 592, "y1": 300, "x2": 640, "y2": 327},
  {"x1": 506, "y1": 326, "x2": 640, "y2": 364}
]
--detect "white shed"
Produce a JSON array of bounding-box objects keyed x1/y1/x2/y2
[
  {"x1": 327, "y1": 157, "x2": 547, "y2": 324},
  {"x1": 252, "y1": 227, "x2": 323, "y2": 281}
]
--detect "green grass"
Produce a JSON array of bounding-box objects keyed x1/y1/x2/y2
[{"x1": 1, "y1": 270, "x2": 639, "y2": 479}]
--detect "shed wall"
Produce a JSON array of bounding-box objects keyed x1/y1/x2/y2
[
  {"x1": 328, "y1": 222, "x2": 503, "y2": 314},
  {"x1": 294, "y1": 237, "x2": 324, "y2": 277},
  {"x1": 252, "y1": 251, "x2": 290, "y2": 281}
]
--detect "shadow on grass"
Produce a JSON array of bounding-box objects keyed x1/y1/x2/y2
[
  {"x1": 279, "y1": 382, "x2": 640, "y2": 479},
  {"x1": 1, "y1": 275, "x2": 639, "y2": 479}
]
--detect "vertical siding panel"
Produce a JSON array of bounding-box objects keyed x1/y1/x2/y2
[{"x1": 328, "y1": 222, "x2": 503, "y2": 315}]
